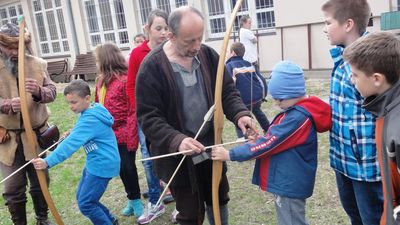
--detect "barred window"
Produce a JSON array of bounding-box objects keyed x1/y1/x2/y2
[
  {"x1": 207, "y1": 0, "x2": 227, "y2": 34},
  {"x1": 206, "y1": 0, "x2": 275, "y2": 38},
  {"x1": 136, "y1": 0, "x2": 188, "y2": 27},
  {"x1": 0, "y1": 3, "x2": 23, "y2": 26},
  {"x1": 32, "y1": 0, "x2": 70, "y2": 56},
  {"x1": 157, "y1": 0, "x2": 171, "y2": 15},
  {"x1": 255, "y1": 0, "x2": 275, "y2": 28},
  {"x1": 230, "y1": 0, "x2": 249, "y2": 32},
  {"x1": 83, "y1": 0, "x2": 129, "y2": 48},
  {"x1": 175, "y1": 0, "x2": 187, "y2": 8}
]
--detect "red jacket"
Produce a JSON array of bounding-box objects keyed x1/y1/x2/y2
[
  {"x1": 127, "y1": 40, "x2": 151, "y2": 108},
  {"x1": 95, "y1": 75, "x2": 138, "y2": 150}
]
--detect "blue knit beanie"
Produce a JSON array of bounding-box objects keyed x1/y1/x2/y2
[{"x1": 268, "y1": 60, "x2": 305, "y2": 100}]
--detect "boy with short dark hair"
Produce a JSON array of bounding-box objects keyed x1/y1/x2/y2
[
  {"x1": 321, "y1": 0, "x2": 384, "y2": 224},
  {"x1": 33, "y1": 79, "x2": 121, "y2": 225},
  {"x1": 212, "y1": 61, "x2": 331, "y2": 225},
  {"x1": 344, "y1": 31, "x2": 400, "y2": 225},
  {"x1": 226, "y1": 42, "x2": 270, "y2": 137}
]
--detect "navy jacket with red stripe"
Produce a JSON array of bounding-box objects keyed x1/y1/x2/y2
[{"x1": 229, "y1": 96, "x2": 331, "y2": 199}]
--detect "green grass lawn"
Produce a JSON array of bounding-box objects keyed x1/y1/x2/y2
[{"x1": 0, "y1": 79, "x2": 350, "y2": 225}]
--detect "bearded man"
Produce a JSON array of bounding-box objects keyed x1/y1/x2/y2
[{"x1": 0, "y1": 22, "x2": 56, "y2": 225}]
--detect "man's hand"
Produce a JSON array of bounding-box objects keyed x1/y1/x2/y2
[
  {"x1": 32, "y1": 158, "x2": 48, "y2": 170},
  {"x1": 237, "y1": 116, "x2": 257, "y2": 136},
  {"x1": 11, "y1": 97, "x2": 21, "y2": 112},
  {"x1": 211, "y1": 147, "x2": 230, "y2": 161},
  {"x1": 25, "y1": 78, "x2": 41, "y2": 97},
  {"x1": 179, "y1": 137, "x2": 205, "y2": 155}
]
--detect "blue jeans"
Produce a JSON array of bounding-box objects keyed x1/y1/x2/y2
[
  {"x1": 76, "y1": 169, "x2": 115, "y2": 225},
  {"x1": 335, "y1": 171, "x2": 383, "y2": 225},
  {"x1": 236, "y1": 101, "x2": 270, "y2": 138},
  {"x1": 138, "y1": 124, "x2": 161, "y2": 204},
  {"x1": 274, "y1": 195, "x2": 309, "y2": 225}
]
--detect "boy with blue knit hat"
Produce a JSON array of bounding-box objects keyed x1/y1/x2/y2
[{"x1": 212, "y1": 61, "x2": 332, "y2": 225}]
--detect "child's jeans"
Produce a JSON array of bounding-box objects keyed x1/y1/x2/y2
[
  {"x1": 274, "y1": 194, "x2": 309, "y2": 225},
  {"x1": 138, "y1": 124, "x2": 162, "y2": 204},
  {"x1": 335, "y1": 171, "x2": 383, "y2": 225},
  {"x1": 77, "y1": 169, "x2": 114, "y2": 225}
]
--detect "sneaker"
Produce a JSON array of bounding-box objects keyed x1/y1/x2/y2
[
  {"x1": 170, "y1": 208, "x2": 179, "y2": 224},
  {"x1": 162, "y1": 189, "x2": 175, "y2": 204},
  {"x1": 36, "y1": 219, "x2": 53, "y2": 225},
  {"x1": 142, "y1": 190, "x2": 149, "y2": 199},
  {"x1": 112, "y1": 218, "x2": 119, "y2": 225},
  {"x1": 162, "y1": 194, "x2": 174, "y2": 204},
  {"x1": 137, "y1": 202, "x2": 166, "y2": 224},
  {"x1": 122, "y1": 199, "x2": 143, "y2": 218}
]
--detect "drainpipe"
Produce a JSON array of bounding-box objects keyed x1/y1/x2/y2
[
  {"x1": 307, "y1": 24, "x2": 312, "y2": 70},
  {"x1": 66, "y1": 0, "x2": 79, "y2": 54},
  {"x1": 280, "y1": 27, "x2": 284, "y2": 60}
]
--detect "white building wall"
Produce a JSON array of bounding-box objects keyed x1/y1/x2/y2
[
  {"x1": 274, "y1": 0, "x2": 327, "y2": 27},
  {"x1": 258, "y1": 33, "x2": 282, "y2": 71},
  {"x1": 310, "y1": 23, "x2": 332, "y2": 69},
  {"x1": 0, "y1": 0, "x2": 393, "y2": 74},
  {"x1": 281, "y1": 26, "x2": 309, "y2": 68}
]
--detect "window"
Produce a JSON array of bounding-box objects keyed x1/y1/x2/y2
[
  {"x1": 230, "y1": 0, "x2": 249, "y2": 32},
  {"x1": 175, "y1": 0, "x2": 187, "y2": 7},
  {"x1": 157, "y1": 0, "x2": 171, "y2": 14},
  {"x1": 136, "y1": 0, "x2": 188, "y2": 27},
  {"x1": 32, "y1": 0, "x2": 70, "y2": 56},
  {"x1": 83, "y1": 0, "x2": 129, "y2": 48},
  {"x1": 0, "y1": 3, "x2": 23, "y2": 26},
  {"x1": 255, "y1": 0, "x2": 275, "y2": 28},
  {"x1": 207, "y1": 0, "x2": 226, "y2": 34},
  {"x1": 206, "y1": 0, "x2": 275, "y2": 38}
]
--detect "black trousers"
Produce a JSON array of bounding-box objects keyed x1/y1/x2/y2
[
  {"x1": 118, "y1": 144, "x2": 141, "y2": 200},
  {"x1": 170, "y1": 160, "x2": 230, "y2": 225}
]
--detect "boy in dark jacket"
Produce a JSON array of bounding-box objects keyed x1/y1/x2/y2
[
  {"x1": 212, "y1": 61, "x2": 332, "y2": 225},
  {"x1": 226, "y1": 42, "x2": 270, "y2": 137},
  {"x1": 343, "y1": 31, "x2": 400, "y2": 225}
]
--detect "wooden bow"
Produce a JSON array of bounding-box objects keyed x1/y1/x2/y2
[
  {"x1": 212, "y1": 0, "x2": 244, "y2": 224},
  {"x1": 18, "y1": 17, "x2": 64, "y2": 225}
]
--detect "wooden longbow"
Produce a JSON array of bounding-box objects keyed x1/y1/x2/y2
[
  {"x1": 212, "y1": 0, "x2": 245, "y2": 224},
  {"x1": 18, "y1": 17, "x2": 64, "y2": 225}
]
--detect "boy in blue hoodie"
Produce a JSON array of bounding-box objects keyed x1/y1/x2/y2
[
  {"x1": 33, "y1": 79, "x2": 121, "y2": 225},
  {"x1": 212, "y1": 61, "x2": 332, "y2": 225},
  {"x1": 226, "y1": 42, "x2": 270, "y2": 137}
]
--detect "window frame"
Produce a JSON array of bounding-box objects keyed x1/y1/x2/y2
[
  {"x1": 32, "y1": 0, "x2": 71, "y2": 57},
  {"x1": 135, "y1": 0, "x2": 188, "y2": 27},
  {"x1": 0, "y1": 3, "x2": 23, "y2": 26},
  {"x1": 205, "y1": 0, "x2": 275, "y2": 39},
  {"x1": 82, "y1": 0, "x2": 130, "y2": 50}
]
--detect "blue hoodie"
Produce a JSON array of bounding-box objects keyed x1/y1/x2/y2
[{"x1": 45, "y1": 103, "x2": 120, "y2": 178}]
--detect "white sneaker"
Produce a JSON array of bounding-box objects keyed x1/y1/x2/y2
[
  {"x1": 171, "y1": 208, "x2": 179, "y2": 224},
  {"x1": 137, "y1": 202, "x2": 165, "y2": 224}
]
